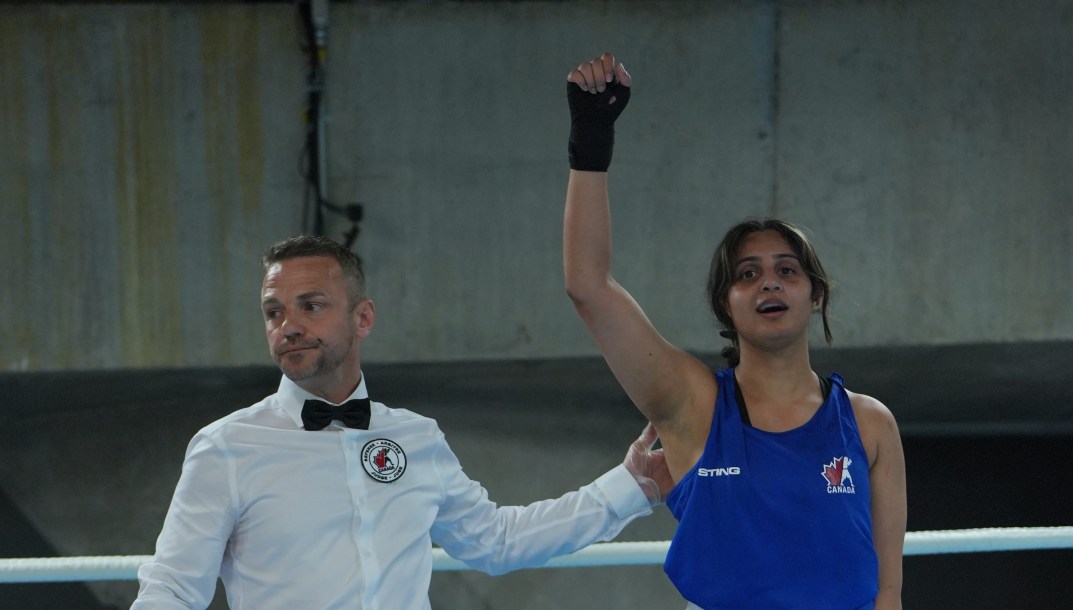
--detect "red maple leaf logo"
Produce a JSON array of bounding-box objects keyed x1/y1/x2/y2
[
  {"x1": 373, "y1": 448, "x2": 392, "y2": 470},
  {"x1": 823, "y1": 458, "x2": 844, "y2": 486}
]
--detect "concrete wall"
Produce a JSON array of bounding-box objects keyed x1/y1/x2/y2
[
  {"x1": 1, "y1": 1, "x2": 1071, "y2": 608},
  {"x1": 776, "y1": 1, "x2": 1073, "y2": 345},
  {"x1": 0, "y1": 4, "x2": 304, "y2": 370},
  {"x1": 2, "y1": 0, "x2": 1070, "y2": 372}
]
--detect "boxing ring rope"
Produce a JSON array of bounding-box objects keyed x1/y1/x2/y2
[{"x1": 1, "y1": 526, "x2": 1071, "y2": 583}]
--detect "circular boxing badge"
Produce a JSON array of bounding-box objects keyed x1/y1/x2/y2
[{"x1": 361, "y1": 438, "x2": 407, "y2": 483}]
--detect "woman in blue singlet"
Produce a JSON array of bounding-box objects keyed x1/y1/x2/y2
[{"x1": 562, "y1": 51, "x2": 907, "y2": 610}]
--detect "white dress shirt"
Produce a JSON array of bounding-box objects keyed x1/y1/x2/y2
[{"x1": 132, "y1": 374, "x2": 651, "y2": 610}]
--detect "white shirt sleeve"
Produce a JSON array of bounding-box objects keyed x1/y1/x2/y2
[
  {"x1": 428, "y1": 434, "x2": 652, "y2": 576},
  {"x1": 131, "y1": 433, "x2": 237, "y2": 610}
]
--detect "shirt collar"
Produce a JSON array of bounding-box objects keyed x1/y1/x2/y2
[{"x1": 277, "y1": 373, "x2": 371, "y2": 429}]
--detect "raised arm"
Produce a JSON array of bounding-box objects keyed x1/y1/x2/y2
[{"x1": 563, "y1": 53, "x2": 714, "y2": 476}]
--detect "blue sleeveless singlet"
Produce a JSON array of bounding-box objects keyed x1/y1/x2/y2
[{"x1": 664, "y1": 369, "x2": 878, "y2": 609}]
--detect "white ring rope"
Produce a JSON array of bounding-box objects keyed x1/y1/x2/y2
[{"x1": 0, "y1": 527, "x2": 1070, "y2": 583}]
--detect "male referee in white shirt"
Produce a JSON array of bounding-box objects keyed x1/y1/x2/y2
[{"x1": 132, "y1": 235, "x2": 671, "y2": 610}]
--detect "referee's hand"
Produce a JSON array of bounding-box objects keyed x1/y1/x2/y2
[{"x1": 623, "y1": 423, "x2": 673, "y2": 506}]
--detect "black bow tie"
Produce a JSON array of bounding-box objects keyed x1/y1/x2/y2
[{"x1": 301, "y1": 398, "x2": 371, "y2": 431}]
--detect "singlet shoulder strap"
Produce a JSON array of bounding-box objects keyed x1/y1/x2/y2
[
  {"x1": 733, "y1": 372, "x2": 750, "y2": 426},
  {"x1": 734, "y1": 370, "x2": 836, "y2": 427}
]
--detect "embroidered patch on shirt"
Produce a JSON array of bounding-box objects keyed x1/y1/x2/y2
[
  {"x1": 821, "y1": 456, "x2": 856, "y2": 494},
  {"x1": 361, "y1": 438, "x2": 407, "y2": 483}
]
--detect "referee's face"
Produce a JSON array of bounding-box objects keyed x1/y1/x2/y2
[{"x1": 261, "y1": 256, "x2": 371, "y2": 396}]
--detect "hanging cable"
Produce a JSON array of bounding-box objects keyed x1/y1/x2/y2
[
  {"x1": 297, "y1": 0, "x2": 363, "y2": 251},
  {"x1": 297, "y1": 0, "x2": 324, "y2": 235}
]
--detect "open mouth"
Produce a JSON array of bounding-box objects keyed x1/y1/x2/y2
[{"x1": 756, "y1": 301, "x2": 789, "y2": 314}]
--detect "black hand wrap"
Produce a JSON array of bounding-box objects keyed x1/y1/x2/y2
[{"x1": 567, "y1": 79, "x2": 631, "y2": 172}]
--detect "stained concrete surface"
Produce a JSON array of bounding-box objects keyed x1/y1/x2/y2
[{"x1": 4, "y1": 2, "x2": 1072, "y2": 371}]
